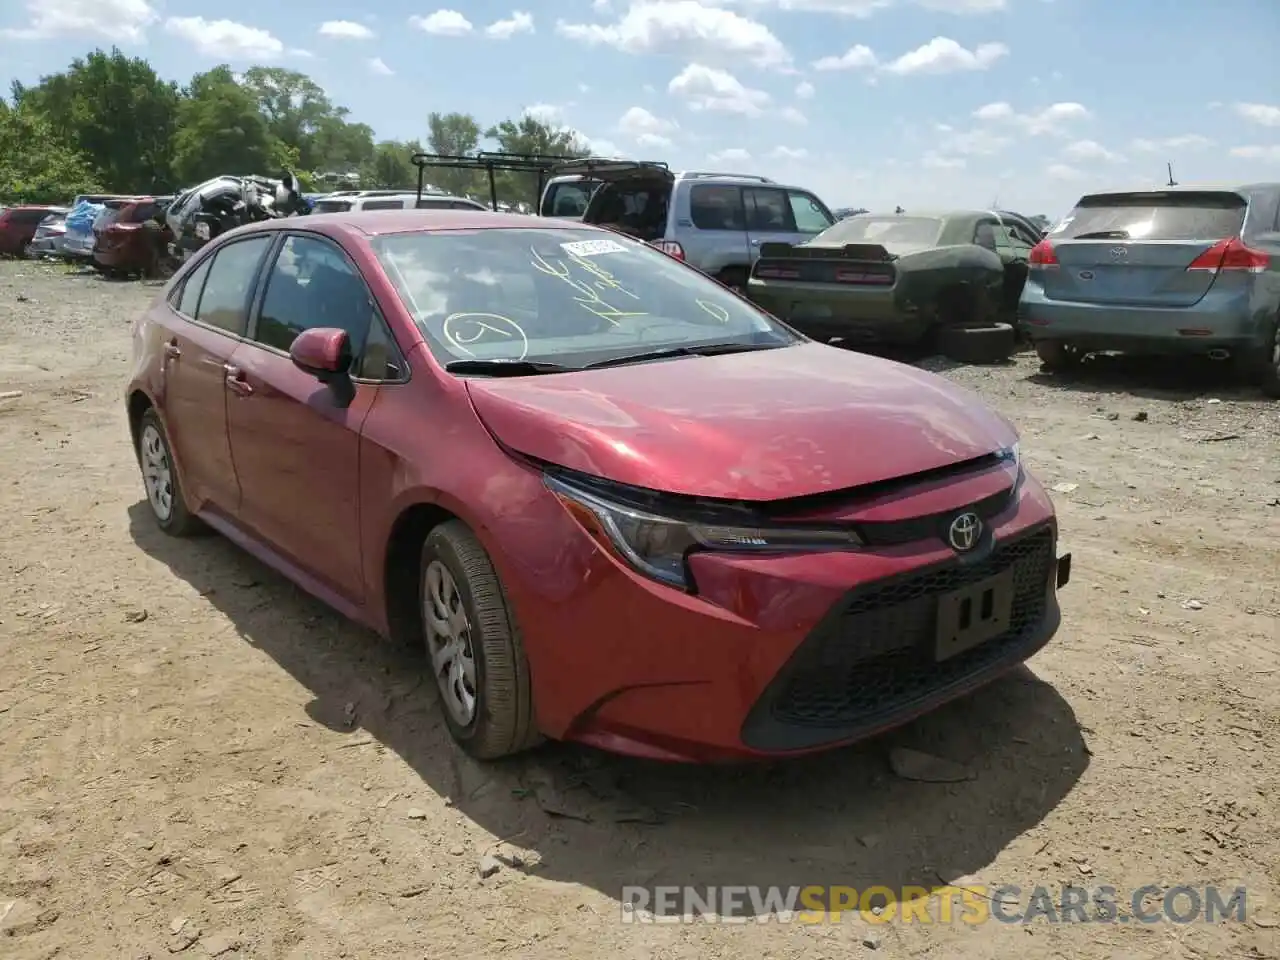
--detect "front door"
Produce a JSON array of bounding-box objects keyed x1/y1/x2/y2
[
  {"x1": 744, "y1": 186, "x2": 835, "y2": 264},
  {"x1": 159, "y1": 235, "x2": 273, "y2": 513},
  {"x1": 224, "y1": 233, "x2": 381, "y2": 605}
]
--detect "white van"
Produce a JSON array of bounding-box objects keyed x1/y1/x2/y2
[{"x1": 312, "y1": 192, "x2": 488, "y2": 213}]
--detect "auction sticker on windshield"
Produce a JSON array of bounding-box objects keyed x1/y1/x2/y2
[{"x1": 561, "y1": 239, "x2": 629, "y2": 257}]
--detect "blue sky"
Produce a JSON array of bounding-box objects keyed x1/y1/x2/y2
[{"x1": 3, "y1": 0, "x2": 1279, "y2": 215}]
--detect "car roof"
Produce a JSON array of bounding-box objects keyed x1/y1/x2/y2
[{"x1": 236, "y1": 209, "x2": 581, "y2": 238}]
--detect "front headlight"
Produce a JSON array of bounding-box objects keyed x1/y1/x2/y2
[{"x1": 544, "y1": 473, "x2": 862, "y2": 590}]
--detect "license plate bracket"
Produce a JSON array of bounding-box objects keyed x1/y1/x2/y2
[{"x1": 935, "y1": 568, "x2": 1015, "y2": 661}]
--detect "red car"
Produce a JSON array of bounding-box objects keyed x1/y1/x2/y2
[
  {"x1": 125, "y1": 211, "x2": 1071, "y2": 763},
  {"x1": 0, "y1": 205, "x2": 63, "y2": 257},
  {"x1": 94, "y1": 197, "x2": 170, "y2": 277}
]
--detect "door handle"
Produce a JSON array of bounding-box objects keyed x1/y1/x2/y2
[
  {"x1": 163, "y1": 341, "x2": 181, "y2": 359},
  {"x1": 224, "y1": 364, "x2": 253, "y2": 397}
]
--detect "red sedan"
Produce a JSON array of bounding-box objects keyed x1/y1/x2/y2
[{"x1": 125, "y1": 211, "x2": 1071, "y2": 763}]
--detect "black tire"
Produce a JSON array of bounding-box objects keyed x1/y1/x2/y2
[
  {"x1": 419, "y1": 520, "x2": 541, "y2": 760},
  {"x1": 1233, "y1": 318, "x2": 1280, "y2": 399},
  {"x1": 1035, "y1": 340, "x2": 1085, "y2": 372},
  {"x1": 936, "y1": 322, "x2": 1016, "y2": 365},
  {"x1": 717, "y1": 266, "x2": 748, "y2": 295},
  {"x1": 136, "y1": 409, "x2": 204, "y2": 536}
]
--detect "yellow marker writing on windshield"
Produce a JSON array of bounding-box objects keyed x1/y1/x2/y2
[{"x1": 529, "y1": 248, "x2": 648, "y2": 325}]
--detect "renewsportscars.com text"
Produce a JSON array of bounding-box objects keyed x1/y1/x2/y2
[{"x1": 620, "y1": 884, "x2": 1248, "y2": 925}]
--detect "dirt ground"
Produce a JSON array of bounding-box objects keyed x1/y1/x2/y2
[{"x1": 1, "y1": 258, "x2": 1278, "y2": 960}]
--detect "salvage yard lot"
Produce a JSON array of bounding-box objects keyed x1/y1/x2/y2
[{"x1": 1, "y1": 259, "x2": 1278, "y2": 960}]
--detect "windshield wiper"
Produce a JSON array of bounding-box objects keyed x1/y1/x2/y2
[
  {"x1": 584, "y1": 341, "x2": 786, "y2": 370},
  {"x1": 444, "y1": 359, "x2": 574, "y2": 376},
  {"x1": 1072, "y1": 230, "x2": 1130, "y2": 240}
]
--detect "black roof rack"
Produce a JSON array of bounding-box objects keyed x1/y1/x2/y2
[{"x1": 410, "y1": 151, "x2": 580, "y2": 211}]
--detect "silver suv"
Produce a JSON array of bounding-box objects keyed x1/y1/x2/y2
[{"x1": 551, "y1": 161, "x2": 836, "y2": 290}]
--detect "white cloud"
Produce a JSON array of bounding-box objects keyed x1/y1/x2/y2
[
  {"x1": 556, "y1": 1, "x2": 791, "y2": 69},
  {"x1": 921, "y1": 153, "x2": 965, "y2": 169},
  {"x1": 668, "y1": 64, "x2": 771, "y2": 116},
  {"x1": 972, "y1": 100, "x2": 1089, "y2": 135},
  {"x1": 409, "y1": 10, "x2": 473, "y2": 35},
  {"x1": 708, "y1": 148, "x2": 752, "y2": 164},
  {"x1": 1063, "y1": 139, "x2": 1122, "y2": 162},
  {"x1": 813, "y1": 44, "x2": 876, "y2": 72},
  {"x1": 770, "y1": 146, "x2": 809, "y2": 160},
  {"x1": 795, "y1": 80, "x2": 815, "y2": 99},
  {"x1": 318, "y1": 20, "x2": 374, "y2": 39},
  {"x1": 368, "y1": 57, "x2": 394, "y2": 75},
  {"x1": 1229, "y1": 145, "x2": 1280, "y2": 161},
  {"x1": 883, "y1": 37, "x2": 1007, "y2": 74},
  {"x1": 485, "y1": 11, "x2": 534, "y2": 38},
  {"x1": 0, "y1": 0, "x2": 158, "y2": 42},
  {"x1": 1047, "y1": 163, "x2": 1082, "y2": 181},
  {"x1": 523, "y1": 103, "x2": 563, "y2": 124},
  {"x1": 938, "y1": 127, "x2": 1011, "y2": 156},
  {"x1": 1130, "y1": 134, "x2": 1213, "y2": 152},
  {"x1": 616, "y1": 106, "x2": 679, "y2": 147},
  {"x1": 750, "y1": 0, "x2": 892, "y2": 14},
  {"x1": 779, "y1": 106, "x2": 808, "y2": 125},
  {"x1": 164, "y1": 17, "x2": 285, "y2": 60},
  {"x1": 1233, "y1": 103, "x2": 1280, "y2": 128},
  {"x1": 915, "y1": 0, "x2": 1008, "y2": 10}
]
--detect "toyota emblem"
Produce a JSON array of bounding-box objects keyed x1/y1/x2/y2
[
  {"x1": 1109, "y1": 246, "x2": 1128, "y2": 260},
  {"x1": 947, "y1": 512, "x2": 983, "y2": 552}
]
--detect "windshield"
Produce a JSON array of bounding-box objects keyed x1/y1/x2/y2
[
  {"x1": 373, "y1": 227, "x2": 799, "y2": 368},
  {"x1": 810, "y1": 216, "x2": 943, "y2": 247},
  {"x1": 1053, "y1": 192, "x2": 1247, "y2": 241}
]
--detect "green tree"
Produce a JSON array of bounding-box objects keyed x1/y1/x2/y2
[
  {"x1": 425, "y1": 112, "x2": 483, "y2": 195},
  {"x1": 484, "y1": 115, "x2": 589, "y2": 207},
  {"x1": 238, "y1": 67, "x2": 374, "y2": 174},
  {"x1": 19, "y1": 48, "x2": 179, "y2": 193},
  {"x1": 0, "y1": 103, "x2": 101, "y2": 203},
  {"x1": 171, "y1": 67, "x2": 290, "y2": 185},
  {"x1": 360, "y1": 139, "x2": 421, "y2": 189}
]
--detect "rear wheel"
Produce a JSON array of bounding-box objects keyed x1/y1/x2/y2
[
  {"x1": 1237, "y1": 318, "x2": 1280, "y2": 398},
  {"x1": 419, "y1": 521, "x2": 541, "y2": 760},
  {"x1": 936, "y1": 322, "x2": 1016, "y2": 365},
  {"x1": 1035, "y1": 340, "x2": 1084, "y2": 372},
  {"x1": 137, "y1": 409, "x2": 203, "y2": 536}
]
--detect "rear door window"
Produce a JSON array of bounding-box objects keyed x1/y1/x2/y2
[
  {"x1": 689, "y1": 185, "x2": 745, "y2": 230},
  {"x1": 743, "y1": 188, "x2": 796, "y2": 231},
  {"x1": 1056, "y1": 192, "x2": 1247, "y2": 241},
  {"x1": 361, "y1": 199, "x2": 407, "y2": 210},
  {"x1": 314, "y1": 199, "x2": 354, "y2": 213},
  {"x1": 175, "y1": 256, "x2": 214, "y2": 317},
  {"x1": 194, "y1": 236, "x2": 272, "y2": 335}
]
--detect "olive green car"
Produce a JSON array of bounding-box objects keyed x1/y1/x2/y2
[{"x1": 745, "y1": 211, "x2": 1041, "y2": 361}]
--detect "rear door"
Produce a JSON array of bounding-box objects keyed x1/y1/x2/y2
[
  {"x1": 1039, "y1": 191, "x2": 1250, "y2": 307},
  {"x1": 159, "y1": 235, "x2": 273, "y2": 514}
]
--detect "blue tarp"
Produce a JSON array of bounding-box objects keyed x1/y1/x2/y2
[{"x1": 65, "y1": 200, "x2": 102, "y2": 235}]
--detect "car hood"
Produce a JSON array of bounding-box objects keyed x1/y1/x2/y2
[{"x1": 465, "y1": 342, "x2": 1017, "y2": 501}]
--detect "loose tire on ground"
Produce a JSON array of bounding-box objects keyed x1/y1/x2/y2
[
  {"x1": 716, "y1": 266, "x2": 748, "y2": 295},
  {"x1": 1034, "y1": 340, "x2": 1085, "y2": 372},
  {"x1": 136, "y1": 409, "x2": 204, "y2": 537},
  {"x1": 936, "y1": 322, "x2": 1016, "y2": 365},
  {"x1": 419, "y1": 520, "x2": 541, "y2": 760}
]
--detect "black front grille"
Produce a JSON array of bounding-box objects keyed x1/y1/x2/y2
[
  {"x1": 744, "y1": 525, "x2": 1055, "y2": 747},
  {"x1": 855, "y1": 483, "x2": 1016, "y2": 547}
]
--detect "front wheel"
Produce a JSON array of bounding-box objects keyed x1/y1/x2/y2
[
  {"x1": 936, "y1": 322, "x2": 1016, "y2": 365},
  {"x1": 419, "y1": 521, "x2": 541, "y2": 759},
  {"x1": 137, "y1": 409, "x2": 203, "y2": 536},
  {"x1": 1035, "y1": 340, "x2": 1084, "y2": 372}
]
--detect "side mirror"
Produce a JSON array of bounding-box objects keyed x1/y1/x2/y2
[{"x1": 290, "y1": 327, "x2": 352, "y2": 381}]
